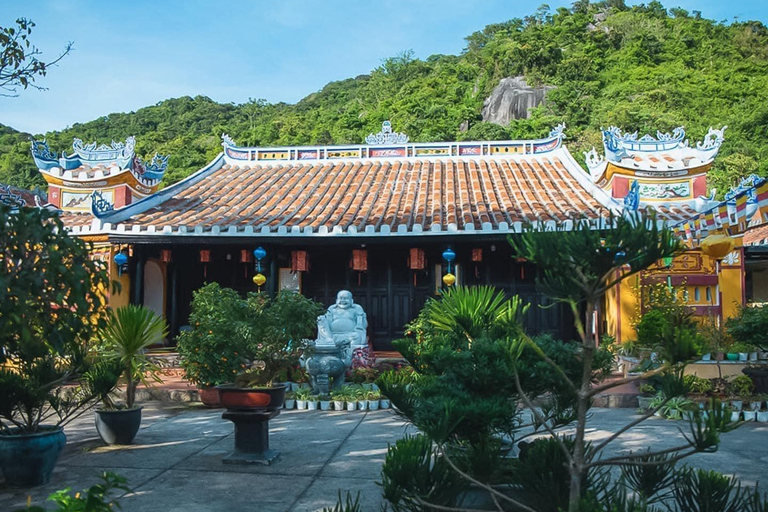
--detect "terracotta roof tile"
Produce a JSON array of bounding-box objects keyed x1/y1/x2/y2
[{"x1": 88, "y1": 153, "x2": 617, "y2": 236}]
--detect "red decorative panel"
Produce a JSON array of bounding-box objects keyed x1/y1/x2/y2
[
  {"x1": 48, "y1": 186, "x2": 61, "y2": 208},
  {"x1": 693, "y1": 175, "x2": 707, "y2": 198},
  {"x1": 471, "y1": 248, "x2": 483, "y2": 262},
  {"x1": 612, "y1": 177, "x2": 629, "y2": 199},
  {"x1": 291, "y1": 250, "x2": 309, "y2": 272},
  {"x1": 369, "y1": 148, "x2": 406, "y2": 158},
  {"x1": 114, "y1": 185, "x2": 131, "y2": 208},
  {"x1": 199, "y1": 249, "x2": 211, "y2": 263},
  {"x1": 351, "y1": 250, "x2": 368, "y2": 271},
  {"x1": 240, "y1": 249, "x2": 253, "y2": 263},
  {"x1": 408, "y1": 248, "x2": 426, "y2": 270},
  {"x1": 160, "y1": 249, "x2": 172, "y2": 263}
]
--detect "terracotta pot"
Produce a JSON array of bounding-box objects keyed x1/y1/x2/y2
[
  {"x1": 216, "y1": 384, "x2": 287, "y2": 411},
  {"x1": 197, "y1": 387, "x2": 222, "y2": 408}
]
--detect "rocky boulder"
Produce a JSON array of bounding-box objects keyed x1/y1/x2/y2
[{"x1": 481, "y1": 76, "x2": 554, "y2": 126}]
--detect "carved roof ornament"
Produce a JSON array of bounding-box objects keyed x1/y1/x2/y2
[
  {"x1": 73, "y1": 136, "x2": 136, "y2": 163},
  {"x1": 724, "y1": 173, "x2": 760, "y2": 203},
  {"x1": 0, "y1": 184, "x2": 26, "y2": 209},
  {"x1": 697, "y1": 126, "x2": 727, "y2": 151},
  {"x1": 365, "y1": 121, "x2": 409, "y2": 145},
  {"x1": 623, "y1": 180, "x2": 640, "y2": 211},
  {"x1": 584, "y1": 147, "x2": 604, "y2": 169},
  {"x1": 90, "y1": 190, "x2": 115, "y2": 217},
  {"x1": 221, "y1": 133, "x2": 238, "y2": 148},
  {"x1": 549, "y1": 123, "x2": 567, "y2": 140},
  {"x1": 30, "y1": 138, "x2": 57, "y2": 160}
]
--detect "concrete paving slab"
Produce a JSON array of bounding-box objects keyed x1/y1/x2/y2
[
  {"x1": 119, "y1": 469, "x2": 314, "y2": 512},
  {"x1": 4, "y1": 404, "x2": 768, "y2": 512},
  {"x1": 175, "y1": 410, "x2": 366, "y2": 477}
]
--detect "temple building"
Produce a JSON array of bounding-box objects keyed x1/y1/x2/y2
[{"x1": 20, "y1": 121, "x2": 758, "y2": 350}]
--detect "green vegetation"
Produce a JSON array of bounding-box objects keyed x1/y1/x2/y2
[{"x1": 3, "y1": 1, "x2": 768, "y2": 197}]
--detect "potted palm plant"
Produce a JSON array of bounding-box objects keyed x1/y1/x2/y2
[
  {"x1": 307, "y1": 394, "x2": 319, "y2": 411},
  {"x1": 284, "y1": 391, "x2": 296, "y2": 410},
  {"x1": 0, "y1": 204, "x2": 114, "y2": 487},
  {"x1": 94, "y1": 305, "x2": 168, "y2": 445},
  {"x1": 319, "y1": 394, "x2": 332, "y2": 411},
  {"x1": 367, "y1": 390, "x2": 381, "y2": 410}
]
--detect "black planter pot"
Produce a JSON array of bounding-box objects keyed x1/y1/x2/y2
[
  {"x1": 0, "y1": 427, "x2": 66, "y2": 487},
  {"x1": 95, "y1": 407, "x2": 143, "y2": 445}
]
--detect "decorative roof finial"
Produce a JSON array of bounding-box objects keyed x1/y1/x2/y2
[
  {"x1": 365, "y1": 121, "x2": 409, "y2": 145},
  {"x1": 221, "y1": 133, "x2": 238, "y2": 148}
]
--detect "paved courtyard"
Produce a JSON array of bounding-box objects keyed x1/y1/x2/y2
[{"x1": 1, "y1": 404, "x2": 767, "y2": 511}]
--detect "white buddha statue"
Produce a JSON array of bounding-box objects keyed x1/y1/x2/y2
[{"x1": 316, "y1": 290, "x2": 368, "y2": 350}]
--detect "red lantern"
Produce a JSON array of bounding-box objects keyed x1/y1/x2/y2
[
  {"x1": 240, "y1": 249, "x2": 253, "y2": 263},
  {"x1": 408, "y1": 248, "x2": 426, "y2": 270},
  {"x1": 291, "y1": 250, "x2": 309, "y2": 272},
  {"x1": 160, "y1": 249, "x2": 172, "y2": 263},
  {"x1": 471, "y1": 248, "x2": 483, "y2": 262},
  {"x1": 199, "y1": 249, "x2": 211, "y2": 263},
  {"x1": 351, "y1": 250, "x2": 368, "y2": 271}
]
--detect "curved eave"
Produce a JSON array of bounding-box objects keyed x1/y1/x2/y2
[{"x1": 39, "y1": 167, "x2": 161, "y2": 194}]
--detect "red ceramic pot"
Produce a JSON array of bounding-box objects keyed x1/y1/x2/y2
[
  {"x1": 216, "y1": 384, "x2": 287, "y2": 411},
  {"x1": 197, "y1": 387, "x2": 222, "y2": 408}
]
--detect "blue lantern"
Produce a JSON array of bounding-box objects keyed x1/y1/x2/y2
[
  {"x1": 253, "y1": 247, "x2": 267, "y2": 261},
  {"x1": 114, "y1": 252, "x2": 128, "y2": 276},
  {"x1": 442, "y1": 248, "x2": 456, "y2": 262}
]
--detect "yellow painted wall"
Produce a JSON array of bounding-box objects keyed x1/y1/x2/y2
[
  {"x1": 606, "y1": 247, "x2": 745, "y2": 343},
  {"x1": 108, "y1": 246, "x2": 131, "y2": 309}
]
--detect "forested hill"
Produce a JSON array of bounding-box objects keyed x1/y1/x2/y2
[{"x1": 2, "y1": 1, "x2": 768, "y2": 196}]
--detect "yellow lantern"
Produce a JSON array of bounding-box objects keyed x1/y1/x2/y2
[
  {"x1": 700, "y1": 233, "x2": 735, "y2": 260},
  {"x1": 253, "y1": 273, "x2": 267, "y2": 286},
  {"x1": 442, "y1": 273, "x2": 456, "y2": 287}
]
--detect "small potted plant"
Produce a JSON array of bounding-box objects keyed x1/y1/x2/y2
[
  {"x1": 307, "y1": 394, "x2": 320, "y2": 411},
  {"x1": 319, "y1": 394, "x2": 332, "y2": 411},
  {"x1": 380, "y1": 393, "x2": 391, "y2": 409},
  {"x1": 356, "y1": 387, "x2": 368, "y2": 410},
  {"x1": 294, "y1": 387, "x2": 311, "y2": 410},
  {"x1": 367, "y1": 390, "x2": 381, "y2": 410},
  {"x1": 345, "y1": 386, "x2": 358, "y2": 411},
  {"x1": 330, "y1": 389, "x2": 346, "y2": 411},
  {"x1": 637, "y1": 383, "x2": 657, "y2": 411},
  {"x1": 95, "y1": 305, "x2": 168, "y2": 445},
  {"x1": 728, "y1": 375, "x2": 754, "y2": 412},
  {"x1": 284, "y1": 391, "x2": 296, "y2": 410}
]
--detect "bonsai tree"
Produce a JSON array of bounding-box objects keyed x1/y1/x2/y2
[
  {"x1": 177, "y1": 283, "x2": 252, "y2": 389},
  {"x1": 235, "y1": 291, "x2": 324, "y2": 388},
  {"x1": 0, "y1": 204, "x2": 114, "y2": 434},
  {"x1": 99, "y1": 305, "x2": 168, "y2": 409}
]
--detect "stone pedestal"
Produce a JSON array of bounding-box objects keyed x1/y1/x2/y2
[{"x1": 221, "y1": 410, "x2": 280, "y2": 465}]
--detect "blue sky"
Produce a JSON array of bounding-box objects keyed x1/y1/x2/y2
[{"x1": 2, "y1": 0, "x2": 767, "y2": 135}]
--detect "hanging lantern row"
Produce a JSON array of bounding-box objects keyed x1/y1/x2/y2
[
  {"x1": 442, "y1": 247, "x2": 456, "y2": 287},
  {"x1": 253, "y1": 246, "x2": 267, "y2": 290}
]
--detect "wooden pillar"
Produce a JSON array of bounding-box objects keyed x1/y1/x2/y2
[
  {"x1": 132, "y1": 248, "x2": 145, "y2": 305},
  {"x1": 169, "y1": 260, "x2": 178, "y2": 339},
  {"x1": 269, "y1": 250, "x2": 278, "y2": 298}
]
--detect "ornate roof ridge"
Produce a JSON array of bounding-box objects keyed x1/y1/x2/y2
[{"x1": 220, "y1": 123, "x2": 567, "y2": 163}]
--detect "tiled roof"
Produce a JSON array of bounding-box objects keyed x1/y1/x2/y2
[
  {"x1": 744, "y1": 224, "x2": 768, "y2": 246},
  {"x1": 82, "y1": 147, "x2": 622, "y2": 238}
]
